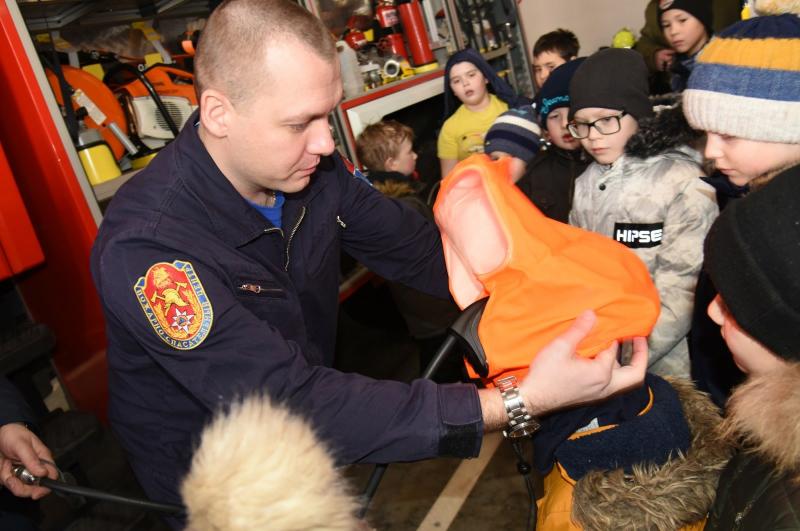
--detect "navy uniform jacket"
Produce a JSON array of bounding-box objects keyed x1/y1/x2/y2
[
  {"x1": 90, "y1": 117, "x2": 483, "y2": 507},
  {"x1": 0, "y1": 376, "x2": 34, "y2": 427}
]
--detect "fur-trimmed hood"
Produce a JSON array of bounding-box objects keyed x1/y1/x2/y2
[
  {"x1": 572, "y1": 378, "x2": 734, "y2": 531},
  {"x1": 625, "y1": 95, "x2": 704, "y2": 160},
  {"x1": 182, "y1": 396, "x2": 360, "y2": 530},
  {"x1": 722, "y1": 362, "x2": 800, "y2": 482}
]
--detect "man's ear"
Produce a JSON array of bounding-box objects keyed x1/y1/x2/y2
[{"x1": 199, "y1": 88, "x2": 234, "y2": 138}]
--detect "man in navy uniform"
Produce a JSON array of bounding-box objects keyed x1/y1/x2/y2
[{"x1": 90, "y1": 0, "x2": 647, "y2": 518}]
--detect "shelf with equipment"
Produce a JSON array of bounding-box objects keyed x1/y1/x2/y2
[
  {"x1": 4, "y1": 0, "x2": 215, "y2": 418},
  {"x1": 443, "y1": 0, "x2": 534, "y2": 98},
  {"x1": 304, "y1": 0, "x2": 532, "y2": 166},
  {"x1": 336, "y1": 66, "x2": 445, "y2": 166},
  {"x1": 16, "y1": 0, "x2": 212, "y2": 33}
]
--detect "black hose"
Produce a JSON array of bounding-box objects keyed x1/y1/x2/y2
[
  {"x1": 39, "y1": 477, "x2": 184, "y2": 515},
  {"x1": 358, "y1": 334, "x2": 460, "y2": 518},
  {"x1": 357, "y1": 465, "x2": 387, "y2": 519},
  {"x1": 104, "y1": 62, "x2": 181, "y2": 137},
  {"x1": 509, "y1": 438, "x2": 537, "y2": 530},
  {"x1": 40, "y1": 52, "x2": 79, "y2": 143}
]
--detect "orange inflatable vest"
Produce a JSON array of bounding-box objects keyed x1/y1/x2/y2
[{"x1": 433, "y1": 155, "x2": 660, "y2": 383}]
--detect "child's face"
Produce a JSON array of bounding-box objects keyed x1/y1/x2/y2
[
  {"x1": 572, "y1": 107, "x2": 638, "y2": 165},
  {"x1": 489, "y1": 152, "x2": 527, "y2": 183},
  {"x1": 545, "y1": 108, "x2": 581, "y2": 151},
  {"x1": 533, "y1": 51, "x2": 569, "y2": 89},
  {"x1": 661, "y1": 9, "x2": 708, "y2": 55},
  {"x1": 707, "y1": 295, "x2": 787, "y2": 376},
  {"x1": 386, "y1": 137, "x2": 417, "y2": 176},
  {"x1": 705, "y1": 133, "x2": 800, "y2": 185},
  {"x1": 449, "y1": 62, "x2": 489, "y2": 107}
]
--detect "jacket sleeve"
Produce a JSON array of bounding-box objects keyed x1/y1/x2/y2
[
  {"x1": 0, "y1": 375, "x2": 35, "y2": 427},
  {"x1": 96, "y1": 233, "x2": 482, "y2": 465},
  {"x1": 633, "y1": 0, "x2": 669, "y2": 72},
  {"x1": 336, "y1": 156, "x2": 453, "y2": 300},
  {"x1": 647, "y1": 170, "x2": 718, "y2": 365}
]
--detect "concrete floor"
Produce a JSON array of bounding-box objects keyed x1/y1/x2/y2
[{"x1": 346, "y1": 435, "x2": 535, "y2": 530}]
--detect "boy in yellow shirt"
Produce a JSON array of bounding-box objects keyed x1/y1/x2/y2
[{"x1": 437, "y1": 48, "x2": 528, "y2": 176}]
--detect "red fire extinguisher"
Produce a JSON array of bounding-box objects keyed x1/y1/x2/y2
[
  {"x1": 397, "y1": 0, "x2": 435, "y2": 67},
  {"x1": 344, "y1": 29, "x2": 368, "y2": 50},
  {"x1": 375, "y1": 1, "x2": 400, "y2": 28}
]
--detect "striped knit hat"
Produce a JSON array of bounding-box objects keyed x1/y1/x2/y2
[
  {"x1": 484, "y1": 107, "x2": 543, "y2": 164},
  {"x1": 683, "y1": 3, "x2": 800, "y2": 143}
]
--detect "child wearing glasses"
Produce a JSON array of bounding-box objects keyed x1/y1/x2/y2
[
  {"x1": 568, "y1": 48, "x2": 718, "y2": 378},
  {"x1": 484, "y1": 59, "x2": 589, "y2": 223}
]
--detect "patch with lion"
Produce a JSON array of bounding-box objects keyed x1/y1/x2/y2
[{"x1": 134, "y1": 260, "x2": 213, "y2": 350}]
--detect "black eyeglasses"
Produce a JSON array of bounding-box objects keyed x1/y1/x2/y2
[{"x1": 567, "y1": 111, "x2": 628, "y2": 139}]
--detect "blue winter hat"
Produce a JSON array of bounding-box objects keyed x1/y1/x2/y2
[
  {"x1": 535, "y1": 58, "x2": 585, "y2": 124},
  {"x1": 443, "y1": 48, "x2": 526, "y2": 120},
  {"x1": 484, "y1": 106, "x2": 543, "y2": 164}
]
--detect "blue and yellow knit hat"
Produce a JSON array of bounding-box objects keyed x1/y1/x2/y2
[
  {"x1": 484, "y1": 107, "x2": 543, "y2": 164},
  {"x1": 683, "y1": 2, "x2": 800, "y2": 143}
]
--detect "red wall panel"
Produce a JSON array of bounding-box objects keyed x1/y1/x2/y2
[{"x1": 0, "y1": 4, "x2": 108, "y2": 419}]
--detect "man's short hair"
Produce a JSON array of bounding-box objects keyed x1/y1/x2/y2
[
  {"x1": 533, "y1": 29, "x2": 580, "y2": 60},
  {"x1": 356, "y1": 120, "x2": 414, "y2": 171},
  {"x1": 194, "y1": 0, "x2": 336, "y2": 105}
]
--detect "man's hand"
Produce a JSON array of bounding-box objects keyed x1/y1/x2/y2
[
  {"x1": 654, "y1": 48, "x2": 675, "y2": 72},
  {"x1": 0, "y1": 423, "x2": 57, "y2": 499},
  {"x1": 520, "y1": 310, "x2": 648, "y2": 416}
]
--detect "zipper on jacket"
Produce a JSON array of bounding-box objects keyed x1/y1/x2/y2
[
  {"x1": 238, "y1": 283, "x2": 283, "y2": 295},
  {"x1": 732, "y1": 500, "x2": 754, "y2": 530},
  {"x1": 284, "y1": 206, "x2": 307, "y2": 271},
  {"x1": 336, "y1": 215, "x2": 346, "y2": 229}
]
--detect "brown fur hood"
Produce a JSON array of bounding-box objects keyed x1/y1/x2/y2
[
  {"x1": 572, "y1": 378, "x2": 734, "y2": 531},
  {"x1": 181, "y1": 396, "x2": 360, "y2": 530},
  {"x1": 722, "y1": 361, "x2": 800, "y2": 481}
]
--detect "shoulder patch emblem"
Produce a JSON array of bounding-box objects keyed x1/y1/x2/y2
[
  {"x1": 339, "y1": 149, "x2": 371, "y2": 185},
  {"x1": 134, "y1": 260, "x2": 213, "y2": 350}
]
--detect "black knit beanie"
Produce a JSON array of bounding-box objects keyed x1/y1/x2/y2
[
  {"x1": 704, "y1": 165, "x2": 800, "y2": 360},
  {"x1": 657, "y1": 0, "x2": 713, "y2": 36},
  {"x1": 568, "y1": 48, "x2": 654, "y2": 121},
  {"x1": 536, "y1": 58, "x2": 585, "y2": 124}
]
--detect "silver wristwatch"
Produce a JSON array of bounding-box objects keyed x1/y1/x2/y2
[{"x1": 494, "y1": 375, "x2": 541, "y2": 438}]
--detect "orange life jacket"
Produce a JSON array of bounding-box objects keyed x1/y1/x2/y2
[{"x1": 433, "y1": 154, "x2": 660, "y2": 383}]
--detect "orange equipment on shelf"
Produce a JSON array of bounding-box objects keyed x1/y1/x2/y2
[
  {"x1": 113, "y1": 64, "x2": 197, "y2": 150},
  {"x1": 45, "y1": 65, "x2": 129, "y2": 160}
]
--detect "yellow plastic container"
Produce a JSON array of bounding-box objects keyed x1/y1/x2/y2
[{"x1": 78, "y1": 142, "x2": 122, "y2": 185}]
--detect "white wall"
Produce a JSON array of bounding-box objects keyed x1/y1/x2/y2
[{"x1": 518, "y1": 0, "x2": 648, "y2": 61}]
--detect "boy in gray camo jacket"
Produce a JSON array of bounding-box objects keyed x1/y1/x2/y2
[{"x1": 567, "y1": 48, "x2": 718, "y2": 378}]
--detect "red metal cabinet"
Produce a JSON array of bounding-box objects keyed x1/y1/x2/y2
[{"x1": 0, "y1": 2, "x2": 108, "y2": 419}]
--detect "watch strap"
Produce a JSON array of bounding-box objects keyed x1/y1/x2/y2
[{"x1": 495, "y1": 375, "x2": 541, "y2": 438}]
